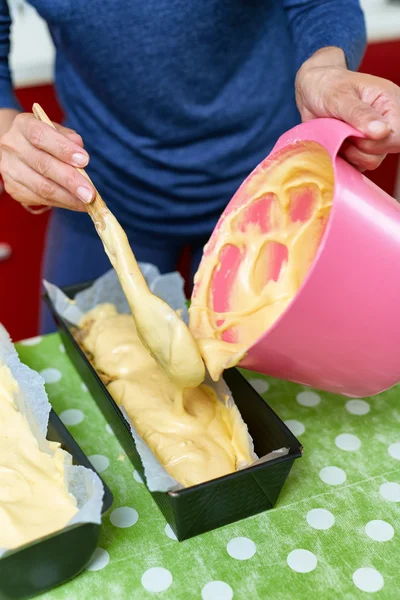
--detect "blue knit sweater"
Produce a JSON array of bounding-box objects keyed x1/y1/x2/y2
[{"x1": 0, "y1": 1, "x2": 366, "y2": 239}]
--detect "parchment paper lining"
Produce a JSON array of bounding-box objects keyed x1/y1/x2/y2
[
  {"x1": 44, "y1": 266, "x2": 288, "y2": 492},
  {"x1": 0, "y1": 324, "x2": 103, "y2": 555}
]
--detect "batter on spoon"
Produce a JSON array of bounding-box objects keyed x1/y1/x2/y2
[{"x1": 96, "y1": 211, "x2": 205, "y2": 390}]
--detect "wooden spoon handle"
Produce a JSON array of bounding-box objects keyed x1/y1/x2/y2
[{"x1": 32, "y1": 103, "x2": 109, "y2": 230}]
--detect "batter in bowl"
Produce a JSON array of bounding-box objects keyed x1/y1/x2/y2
[{"x1": 189, "y1": 142, "x2": 335, "y2": 380}]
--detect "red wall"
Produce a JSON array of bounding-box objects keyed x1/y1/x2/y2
[
  {"x1": 359, "y1": 40, "x2": 400, "y2": 198},
  {"x1": 0, "y1": 86, "x2": 61, "y2": 341}
]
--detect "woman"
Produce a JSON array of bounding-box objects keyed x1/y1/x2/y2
[{"x1": 0, "y1": 1, "x2": 399, "y2": 332}]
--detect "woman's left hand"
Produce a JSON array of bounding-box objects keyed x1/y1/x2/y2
[{"x1": 295, "y1": 47, "x2": 400, "y2": 171}]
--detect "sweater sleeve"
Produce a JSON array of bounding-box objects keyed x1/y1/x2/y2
[
  {"x1": 0, "y1": 1, "x2": 20, "y2": 110},
  {"x1": 283, "y1": 0, "x2": 367, "y2": 72}
]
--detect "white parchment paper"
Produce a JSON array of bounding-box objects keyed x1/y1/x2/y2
[
  {"x1": 44, "y1": 265, "x2": 288, "y2": 492},
  {"x1": 0, "y1": 324, "x2": 104, "y2": 555}
]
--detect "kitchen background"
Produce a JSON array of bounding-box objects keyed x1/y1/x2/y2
[{"x1": 1, "y1": 0, "x2": 400, "y2": 342}]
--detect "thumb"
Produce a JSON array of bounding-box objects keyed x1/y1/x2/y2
[{"x1": 331, "y1": 91, "x2": 390, "y2": 140}]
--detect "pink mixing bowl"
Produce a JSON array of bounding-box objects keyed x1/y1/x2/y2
[{"x1": 192, "y1": 118, "x2": 400, "y2": 397}]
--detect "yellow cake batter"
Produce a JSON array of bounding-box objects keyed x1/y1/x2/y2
[
  {"x1": 75, "y1": 142, "x2": 332, "y2": 487},
  {"x1": 189, "y1": 142, "x2": 335, "y2": 380},
  {"x1": 79, "y1": 304, "x2": 255, "y2": 487},
  {"x1": 98, "y1": 211, "x2": 205, "y2": 391},
  {"x1": 0, "y1": 363, "x2": 78, "y2": 549}
]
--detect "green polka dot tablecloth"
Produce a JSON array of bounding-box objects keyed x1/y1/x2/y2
[{"x1": 17, "y1": 333, "x2": 400, "y2": 600}]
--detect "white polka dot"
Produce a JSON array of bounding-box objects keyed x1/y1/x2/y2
[
  {"x1": 306, "y1": 508, "x2": 335, "y2": 530},
  {"x1": 353, "y1": 568, "x2": 384, "y2": 593},
  {"x1": 319, "y1": 466, "x2": 346, "y2": 486},
  {"x1": 105, "y1": 424, "x2": 113, "y2": 434},
  {"x1": 202, "y1": 581, "x2": 233, "y2": 600},
  {"x1": 345, "y1": 399, "x2": 370, "y2": 415},
  {"x1": 81, "y1": 382, "x2": 88, "y2": 392},
  {"x1": 165, "y1": 524, "x2": 177, "y2": 541},
  {"x1": 133, "y1": 470, "x2": 144, "y2": 484},
  {"x1": 89, "y1": 455, "x2": 110, "y2": 473},
  {"x1": 86, "y1": 548, "x2": 110, "y2": 571},
  {"x1": 287, "y1": 549, "x2": 317, "y2": 573},
  {"x1": 380, "y1": 482, "x2": 400, "y2": 502},
  {"x1": 141, "y1": 567, "x2": 172, "y2": 593},
  {"x1": 110, "y1": 507, "x2": 139, "y2": 528},
  {"x1": 335, "y1": 433, "x2": 361, "y2": 452},
  {"x1": 40, "y1": 368, "x2": 62, "y2": 384},
  {"x1": 388, "y1": 443, "x2": 400, "y2": 460},
  {"x1": 365, "y1": 520, "x2": 394, "y2": 542},
  {"x1": 296, "y1": 391, "x2": 321, "y2": 407},
  {"x1": 249, "y1": 378, "x2": 269, "y2": 394},
  {"x1": 59, "y1": 409, "x2": 84, "y2": 426},
  {"x1": 59, "y1": 343, "x2": 65, "y2": 353},
  {"x1": 20, "y1": 336, "x2": 43, "y2": 346},
  {"x1": 226, "y1": 537, "x2": 256, "y2": 560},
  {"x1": 285, "y1": 419, "x2": 305, "y2": 436}
]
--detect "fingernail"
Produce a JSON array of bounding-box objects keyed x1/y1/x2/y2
[
  {"x1": 77, "y1": 186, "x2": 93, "y2": 203},
  {"x1": 72, "y1": 152, "x2": 88, "y2": 167},
  {"x1": 368, "y1": 120, "x2": 388, "y2": 135}
]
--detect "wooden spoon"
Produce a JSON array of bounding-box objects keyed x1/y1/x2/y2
[
  {"x1": 32, "y1": 103, "x2": 205, "y2": 389},
  {"x1": 32, "y1": 103, "x2": 109, "y2": 232}
]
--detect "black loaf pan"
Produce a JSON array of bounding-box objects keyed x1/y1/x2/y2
[
  {"x1": 0, "y1": 409, "x2": 113, "y2": 600},
  {"x1": 45, "y1": 281, "x2": 302, "y2": 541}
]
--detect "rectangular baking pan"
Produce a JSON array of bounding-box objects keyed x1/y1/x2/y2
[
  {"x1": 45, "y1": 281, "x2": 302, "y2": 541},
  {"x1": 0, "y1": 409, "x2": 113, "y2": 600}
]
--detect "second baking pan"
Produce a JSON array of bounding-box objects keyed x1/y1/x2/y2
[
  {"x1": 46, "y1": 281, "x2": 302, "y2": 541},
  {"x1": 0, "y1": 409, "x2": 113, "y2": 600}
]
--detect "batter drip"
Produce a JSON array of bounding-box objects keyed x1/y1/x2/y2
[
  {"x1": 189, "y1": 142, "x2": 335, "y2": 380},
  {"x1": 0, "y1": 362, "x2": 78, "y2": 549},
  {"x1": 97, "y1": 211, "x2": 205, "y2": 390},
  {"x1": 79, "y1": 304, "x2": 255, "y2": 487}
]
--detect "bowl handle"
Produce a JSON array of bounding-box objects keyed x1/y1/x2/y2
[{"x1": 272, "y1": 118, "x2": 364, "y2": 160}]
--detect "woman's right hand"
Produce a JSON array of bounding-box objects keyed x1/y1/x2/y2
[{"x1": 0, "y1": 111, "x2": 95, "y2": 211}]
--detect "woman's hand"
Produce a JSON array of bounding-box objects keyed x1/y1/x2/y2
[
  {"x1": 0, "y1": 110, "x2": 95, "y2": 211},
  {"x1": 295, "y1": 47, "x2": 400, "y2": 171}
]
